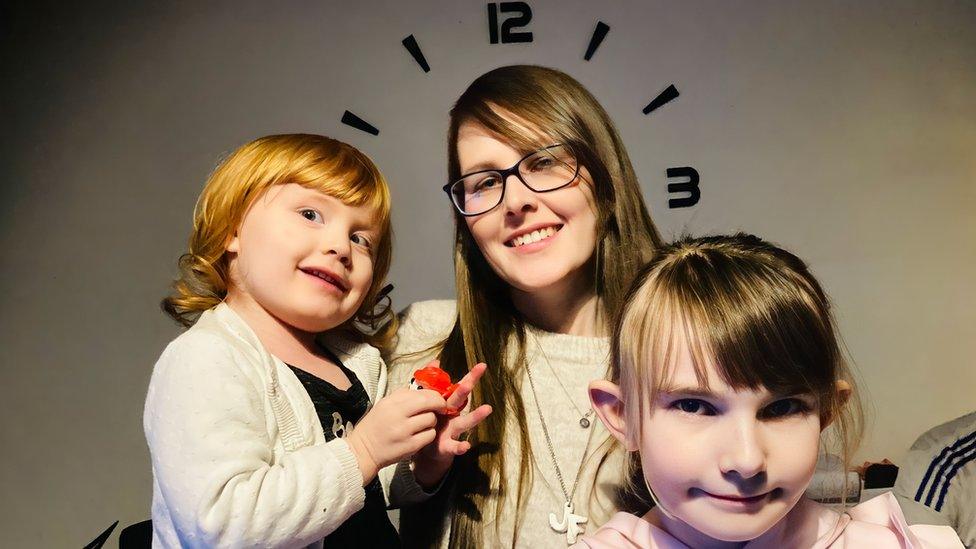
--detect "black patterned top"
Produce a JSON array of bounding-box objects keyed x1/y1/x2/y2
[{"x1": 288, "y1": 348, "x2": 399, "y2": 548}]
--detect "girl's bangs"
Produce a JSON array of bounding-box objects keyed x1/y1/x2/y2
[
  {"x1": 618, "y1": 254, "x2": 838, "y2": 431},
  {"x1": 662, "y1": 255, "x2": 837, "y2": 402},
  {"x1": 299, "y1": 150, "x2": 390, "y2": 225}
]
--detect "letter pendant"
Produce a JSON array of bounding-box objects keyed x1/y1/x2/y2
[{"x1": 548, "y1": 501, "x2": 587, "y2": 544}]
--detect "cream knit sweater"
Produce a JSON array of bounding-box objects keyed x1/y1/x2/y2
[
  {"x1": 145, "y1": 303, "x2": 429, "y2": 548},
  {"x1": 385, "y1": 300, "x2": 628, "y2": 548}
]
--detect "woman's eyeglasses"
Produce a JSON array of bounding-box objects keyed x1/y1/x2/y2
[{"x1": 443, "y1": 144, "x2": 580, "y2": 216}]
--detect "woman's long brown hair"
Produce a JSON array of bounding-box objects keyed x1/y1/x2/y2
[{"x1": 399, "y1": 65, "x2": 662, "y2": 547}]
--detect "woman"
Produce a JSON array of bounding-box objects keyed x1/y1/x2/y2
[{"x1": 386, "y1": 65, "x2": 662, "y2": 547}]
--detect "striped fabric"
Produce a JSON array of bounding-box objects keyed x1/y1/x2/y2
[
  {"x1": 914, "y1": 429, "x2": 976, "y2": 512},
  {"x1": 895, "y1": 411, "x2": 976, "y2": 548}
]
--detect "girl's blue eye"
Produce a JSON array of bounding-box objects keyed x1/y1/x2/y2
[
  {"x1": 672, "y1": 398, "x2": 716, "y2": 416},
  {"x1": 299, "y1": 209, "x2": 323, "y2": 223},
  {"x1": 760, "y1": 398, "x2": 809, "y2": 419},
  {"x1": 350, "y1": 233, "x2": 372, "y2": 249}
]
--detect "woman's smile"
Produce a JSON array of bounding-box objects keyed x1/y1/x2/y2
[{"x1": 504, "y1": 223, "x2": 563, "y2": 251}]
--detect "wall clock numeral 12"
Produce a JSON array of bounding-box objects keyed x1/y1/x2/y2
[{"x1": 488, "y1": 2, "x2": 533, "y2": 44}]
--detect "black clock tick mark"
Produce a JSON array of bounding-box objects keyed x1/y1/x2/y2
[
  {"x1": 643, "y1": 84, "x2": 679, "y2": 115},
  {"x1": 341, "y1": 111, "x2": 380, "y2": 136},
  {"x1": 402, "y1": 34, "x2": 430, "y2": 73},
  {"x1": 584, "y1": 21, "x2": 610, "y2": 61}
]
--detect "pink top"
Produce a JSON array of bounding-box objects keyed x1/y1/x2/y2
[{"x1": 573, "y1": 492, "x2": 963, "y2": 548}]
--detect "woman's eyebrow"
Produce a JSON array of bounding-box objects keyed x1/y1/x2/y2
[{"x1": 461, "y1": 161, "x2": 501, "y2": 174}]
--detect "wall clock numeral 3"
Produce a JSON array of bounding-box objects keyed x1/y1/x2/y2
[{"x1": 667, "y1": 167, "x2": 700, "y2": 208}]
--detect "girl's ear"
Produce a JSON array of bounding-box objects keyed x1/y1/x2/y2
[
  {"x1": 821, "y1": 379, "x2": 853, "y2": 430},
  {"x1": 225, "y1": 229, "x2": 241, "y2": 253},
  {"x1": 589, "y1": 380, "x2": 638, "y2": 452}
]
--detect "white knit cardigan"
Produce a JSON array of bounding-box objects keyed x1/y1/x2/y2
[{"x1": 144, "y1": 303, "x2": 428, "y2": 548}]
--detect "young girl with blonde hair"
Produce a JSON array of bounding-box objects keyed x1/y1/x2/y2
[
  {"x1": 386, "y1": 65, "x2": 662, "y2": 547},
  {"x1": 581, "y1": 233, "x2": 963, "y2": 548},
  {"x1": 145, "y1": 134, "x2": 490, "y2": 547}
]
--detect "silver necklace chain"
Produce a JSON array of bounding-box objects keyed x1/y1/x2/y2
[
  {"x1": 551, "y1": 370, "x2": 595, "y2": 428},
  {"x1": 524, "y1": 332, "x2": 602, "y2": 544},
  {"x1": 524, "y1": 357, "x2": 590, "y2": 506},
  {"x1": 530, "y1": 330, "x2": 598, "y2": 428}
]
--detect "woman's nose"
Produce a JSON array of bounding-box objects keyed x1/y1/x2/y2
[
  {"x1": 718, "y1": 419, "x2": 767, "y2": 480},
  {"x1": 502, "y1": 173, "x2": 537, "y2": 216}
]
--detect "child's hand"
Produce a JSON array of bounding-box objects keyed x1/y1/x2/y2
[
  {"x1": 345, "y1": 388, "x2": 447, "y2": 486},
  {"x1": 412, "y1": 362, "x2": 492, "y2": 489}
]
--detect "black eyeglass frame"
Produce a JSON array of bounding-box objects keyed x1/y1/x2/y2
[{"x1": 442, "y1": 143, "x2": 582, "y2": 216}]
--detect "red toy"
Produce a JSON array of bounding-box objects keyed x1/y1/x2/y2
[{"x1": 410, "y1": 365, "x2": 460, "y2": 416}]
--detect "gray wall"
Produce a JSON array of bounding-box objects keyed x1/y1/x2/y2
[{"x1": 2, "y1": 1, "x2": 973, "y2": 545}]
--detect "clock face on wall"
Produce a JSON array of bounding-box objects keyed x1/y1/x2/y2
[{"x1": 337, "y1": 1, "x2": 701, "y2": 211}]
